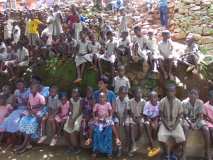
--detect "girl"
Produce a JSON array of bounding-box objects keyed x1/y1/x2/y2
[
  {"x1": 51, "y1": 93, "x2": 70, "y2": 146},
  {"x1": 0, "y1": 95, "x2": 13, "y2": 141},
  {"x1": 0, "y1": 81, "x2": 28, "y2": 148},
  {"x1": 64, "y1": 88, "x2": 82, "y2": 154},
  {"x1": 85, "y1": 92, "x2": 121, "y2": 159},
  {"x1": 80, "y1": 87, "x2": 93, "y2": 137},
  {"x1": 38, "y1": 86, "x2": 61, "y2": 145},
  {"x1": 143, "y1": 91, "x2": 161, "y2": 157},
  {"x1": 74, "y1": 31, "x2": 92, "y2": 83},
  {"x1": 16, "y1": 84, "x2": 46, "y2": 154}
]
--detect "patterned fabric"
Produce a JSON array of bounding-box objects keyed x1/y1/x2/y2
[{"x1": 143, "y1": 101, "x2": 160, "y2": 119}]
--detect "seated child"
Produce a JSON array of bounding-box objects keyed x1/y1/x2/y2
[
  {"x1": 85, "y1": 92, "x2": 121, "y2": 159},
  {"x1": 158, "y1": 30, "x2": 174, "y2": 80},
  {"x1": 125, "y1": 88, "x2": 145, "y2": 156},
  {"x1": 66, "y1": 33, "x2": 77, "y2": 58},
  {"x1": 64, "y1": 88, "x2": 82, "y2": 154},
  {"x1": 80, "y1": 87, "x2": 94, "y2": 137},
  {"x1": 146, "y1": 29, "x2": 160, "y2": 72},
  {"x1": 0, "y1": 95, "x2": 13, "y2": 140},
  {"x1": 74, "y1": 31, "x2": 93, "y2": 83},
  {"x1": 112, "y1": 65, "x2": 130, "y2": 94},
  {"x1": 38, "y1": 86, "x2": 61, "y2": 145},
  {"x1": 204, "y1": 90, "x2": 213, "y2": 159},
  {"x1": 181, "y1": 33, "x2": 201, "y2": 72},
  {"x1": 16, "y1": 84, "x2": 47, "y2": 154},
  {"x1": 115, "y1": 86, "x2": 129, "y2": 156},
  {"x1": 99, "y1": 31, "x2": 117, "y2": 74},
  {"x1": 158, "y1": 83, "x2": 185, "y2": 160},
  {"x1": 117, "y1": 31, "x2": 131, "y2": 65},
  {"x1": 182, "y1": 89, "x2": 211, "y2": 160},
  {"x1": 143, "y1": 91, "x2": 160, "y2": 157}
]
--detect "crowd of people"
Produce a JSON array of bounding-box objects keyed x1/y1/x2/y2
[{"x1": 0, "y1": 0, "x2": 211, "y2": 160}]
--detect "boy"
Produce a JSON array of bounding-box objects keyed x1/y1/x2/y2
[
  {"x1": 182, "y1": 89, "x2": 211, "y2": 160},
  {"x1": 158, "y1": 30, "x2": 174, "y2": 79},
  {"x1": 112, "y1": 65, "x2": 130, "y2": 94},
  {"x1": 125, "y1": 88, "x2": 145, "y2": 155},
  {"x1": 158, "y1": 83, "x2": 185, "y2": 159}
]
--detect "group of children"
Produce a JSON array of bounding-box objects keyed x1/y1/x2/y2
[
  {"x1": 0, "y1": 3, "x2": 202, "y2": 82},
  {"x1": 0, "y1": 69, "x2": 213, "y2": 160}
]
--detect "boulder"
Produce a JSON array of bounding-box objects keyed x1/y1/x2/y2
[{"x1": 200, "y1": 36, "x2": 213, "y2": 44}]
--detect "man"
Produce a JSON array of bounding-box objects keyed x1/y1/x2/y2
[
  {"x1": 158, "y1": 0, "x2": 168, "y2": 28},
  {"x1": 158, "y1": 83, "x2": 185, "y2": 160},
  {"x1": 182, "y1": 89, "x2": 212, "y2": 160}
]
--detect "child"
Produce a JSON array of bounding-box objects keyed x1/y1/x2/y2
[
  {"x1": 158, "y1": 30, "x2": 174, "y2": 79},
  {"x1": 64, "y1": 88, "x2": 82, "y2": 154},
  {"x1": 117, "y1": 31, "x2": 131, "y2": 65},
  {"x1": 0, "y1": 95, "x2": 13, "y2": 131},
  {"x1": 143, "y1": 91, "x2": 160, "y2": 157},
  {"x1": 146, "y1": 29, "x2": 159, "y2": 72},
  {"x1": 99, "y1": 31, "x2": 117, "y2": 66},
  {"x1": 38, "y1": 86, "x2": 61, "y2": 145},
  {"x1": 203, "y1": 90, "x2": 213, "y2": 160},
  {"x1": 74, "y1": 31, "x2": 91, "y2": 83},
  {"x1": 52, "y1": 5, "x2": 64, "y2": 37},
  {"x1": 112, "y1": 65, "x2": 130, "y2": 94},
  {"x1": 16, "y1": 84, "x2": 46, "y2": 154},
  {"x1": 52, "y1": 93, "x2": 70, "y2": 146},
  {"x1": 158, "y1": 83, "x2": 185, "y2": 160},
  {"x1": 119, "y1": 9, "x2": 128, "y2": 34},
  {"x1": 115, "y1": 86, "x2": 129, "y2": 156},
  {"x1": 85, "y1": 92, "x2": 121, "y2": 159},
  {"x1": 80, "y1": 87, "x2": 94, "y2": 137},
  {"x1": 125, "y1": 87, "x2": 145, "y2": 155},
  {"x1": 182, "y1": 89, "x2": 211, "y2": 160}
]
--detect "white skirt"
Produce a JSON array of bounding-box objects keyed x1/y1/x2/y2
[
  {"x1": 75, "y1": 54, "x2": 93, "y2": 66},
  {"x1": 99, "y1": 54, "x2": 116, "y2": 64}
]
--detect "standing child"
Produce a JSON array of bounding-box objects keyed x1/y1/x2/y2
[
  {"x1": 85, "y1": 92, "x2": 121, "y2": 159},
  {"x1": 143, "y1": 91, "x2": 161, "y2": 157},
  {"x1": 158, "y1": 83, "x2": 185, "y2": 160},
  {"x1": 38, "y1": 86, "x2": 61, "y2": 145},
  {"x1": 125, "y1": 88, "x2": 145, "y2": 156},
  {"x1": 16, "y1": 84, "x2": 46, "y2": 154},
  {"x1": 64, "y1": 88, "x2": 82, "y2": 154},
  {"x1": 112, "y1": 65, "x2": 130, "y2": 94},
  {"x1": 119, "y1": 9, "x2": 128, "y2": 34}
]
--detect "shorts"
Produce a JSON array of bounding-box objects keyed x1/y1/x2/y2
[{"x1": 158, "y1": 123, "x2": 185, "y2": 143}]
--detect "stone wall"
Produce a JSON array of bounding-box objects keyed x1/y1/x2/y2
[{"x1": 172, "y1": 0, "x2": 213, "y2": 54}]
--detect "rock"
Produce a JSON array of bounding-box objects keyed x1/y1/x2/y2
[
  {"x1": 200, "y1": 36, "x2": 213, "y2": 44},
  {"x1": 191, "y1": 6, "x2": 201, "y2": 11},
  {"x1": 190, "y1": 33, "x2": 202, "y2": 41},
  {"x1": 182, "y1": 0, "x2": 195, "y2": 5},
  {"x1": 202, "y1": 27, "x2": 213, "y2": 36},
  {"x1": 190, "y1": 26, "x2": 203, "y2": 35}
]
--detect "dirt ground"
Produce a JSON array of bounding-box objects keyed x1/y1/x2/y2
[{"x1": 0, "y1": 146, "x2": 204, "y2": 160}]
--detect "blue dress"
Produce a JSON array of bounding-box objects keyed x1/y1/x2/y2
[
  {"x1": 91, "y1": 120, "x2": 114, "y2": 156},
  {"x1": 0, "y1": 89, "x2": 29, "y2": 133}
]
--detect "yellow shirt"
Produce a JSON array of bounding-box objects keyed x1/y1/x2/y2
[{"x1": 27, "y1": 19, "x2": 42, "y2": 34}]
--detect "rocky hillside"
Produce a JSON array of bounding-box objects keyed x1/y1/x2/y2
[{"x1": 172, "y1": 0, "x2": 213, "y2": 54}]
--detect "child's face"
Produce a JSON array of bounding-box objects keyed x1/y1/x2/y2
[
  {"x1": 99, "y1": 93, "x2": 106, "y2": 103},
  {"x1": 16, "y1": 82, "x2": 24, "y2": 91},
  {"x1": 86, "y1": 88, "x2": 93, "y2": 97},
  {"x1": 90, "y1": 35, "x2": 96, "y2": 42},
  {"x1": 167, "y1": 90, "x2": 176, "y2": 98},
  {"x1": 2, "y1": 86, "x2": 10, "y2": 95},
  {"x1": 107, "y1": 33, "x2": 113, "y2": 40},
  {"x1": 134, "y1": 29, "x2": 141, "y2": 37},
  {"x1": 162, "y1": 34, "x2": 169, "y2": 41},
  {"x1": 189, "y1": 91, "x2": 198, "y2": 102},
  {"x1": 98, "y1": 81, "x2": 107, "y2": 91},
  {"x1": 134, "y1": 90, "x2": 141, "y2": 99},
  {"x1": 121, "y1": 32, "x2": 127, "y2": 39},
  {"x1": 72, "y1": 90, "x2": 79, "y2": 99},
  {"x1": 80, "y1": 33, "x2": 86, "y2": 40},
  {"x1": 31, "y1": 85, "x2": 38, "y2": 94},
  {"x1": 119, "y1": 90, "x2": 126, "y2": 99},
  {"x1": 61, "y1": 96, "x2": 67, "y2": 104},
  {"x1": 50, "y1": 88, "x2": 57, "y2": 97},
  {"x1": 118, "y1": 68, "x2": 125, "y2": 76},
  {"x1": 148, "y1": 33, "x2": 153, "y2": 39},
  {"x1": 150, "y1": 94, "x2": 158, "y2": 105}
]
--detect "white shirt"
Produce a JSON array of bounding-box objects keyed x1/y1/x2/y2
[
  {"x1": 112, "y1": 75, "x2": 130, "y2": 93},
  {"x1": 12, "y1": 25, "x2": 21, "y2": 44},
  {"x1": 88, "y1": 41, "x2": 101, "y2": 54},
  {"x1": 132, "y1": 35, "x2": 148, "y2": 50},
  {"x1": 15, "y1": 47, "x2": 29, "y2": 64},
  {"x1": 128, "y1": 98, "x2": 146, "y2": 117},
  {"x1": 116, "y1": 96, "x2": 129, "y2": 120},
  {"x1": 77, "y1": 40, "x2": 88, "y2": 55},
  {"x1": 158, "y1": 39, "x2": 174, "y2": 59},
  {"x1": 146, "y1": 37, "x2": 159, "y2": 56},
  {"x1": 106, "y1": 39, "x2": 117, "y2": 55},
  {"x1": 4, "y1": 19, "x2": 14, "y2": 40}
]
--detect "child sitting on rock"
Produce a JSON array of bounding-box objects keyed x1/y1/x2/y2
[{"x1": 143, "y1": 91, "x2": 161, "y2": 157}]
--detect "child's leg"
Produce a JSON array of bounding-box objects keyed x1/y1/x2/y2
[
  {"x1": 97, "y1": 59, "x2": 103, "y2": 76},
  {"x1": 15, "y1": 134, "x2": 31, "y2": 153},
  {"x1": 144, "y1": 121, "x2": 154, "y2": 148},
  {"x1": 130, "y1": 124, "x2": 137, "y2": 151},
  {"x1": 40, "y1": 117, "x2": 48, "y2": 137},
  {"x1": 80, "y1": 63, "x2": 86, "y2": 79},
  {"x1": 200, "y1": 126, "x2": 211, "y2": 160},
  {"x1": 159, "y1": 59, "x2": 168, "y2": 79},
  {"x1": 168, "y1": 58, "x2": 174, "y2": 78},
  {"x1": 76, "y1": 65, "x2": 81, "y2": 80},
  {"x1": 124, "y1": 124, "x2": 131, "y2": 152}
]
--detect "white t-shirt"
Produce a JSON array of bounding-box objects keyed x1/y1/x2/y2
[
  {"x1": 4, "y1": 19, "x2": 14, "y2": 40},
  {"x1": 116, "y1": 96, "x2": 129, "y2": 120},
  {"x1": 12, "y1": 25, "x2": 21, "y2": 44},
  {"x1": 112, "y1": 75, "x2": 131, "y2": 93},
  {"x1": 15, "y1": 47, "x2": 29, "y2": 64},
  {"x1": 106, "y1": 39, "x2": 117, "y2": 55},
  {"x1": 146, "y1": 37, "x2": 159, "y2": 55},
  {"x1": 88, "y1": 41, "x2": 101, "y2": 54},
  {"x1": 158, "y1": 39, "x2": 174, "y2": 59},
  {"x1": 77, "y1": 40, "x2": 88, "y2": 55}
]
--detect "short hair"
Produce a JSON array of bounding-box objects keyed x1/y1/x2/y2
[
  {"x1": 134, "y1": 26, "x2": 141, "y2": 32},
  {"x1": 162, "y1": 30, "x2": 171, "y2": 36},
  {"x1": 119, "y1": 86, "x2": 128, "y2": 93},
  {"x1": 166, "y1": 83, "x2": 176, "y2": 91},
  {"x1": 106, "y1": 31, "x2": 113, "y2": 36},
  {"x1": 149, "y1": 91, "x2": 158, "y2": 97},
  {"x1": 189, "y1": 88, "x2": 199, "y2": 95},
  {"x1": 118, "y1": 65, "x2": 125, "y2": 71}
]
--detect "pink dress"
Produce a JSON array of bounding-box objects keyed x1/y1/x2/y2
[
  {"x1": 29, "y1": 92, "x2": 46, "y2": 116},
  {"x1": 204, "y1": 102, "x2": 213, "y2": 128},
  {"x1": 55, "y1": 101, "x2": 70, "y2": 123},
  {"x1": 93, "y1": 102, "x2": 112, "y2": 120}
]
